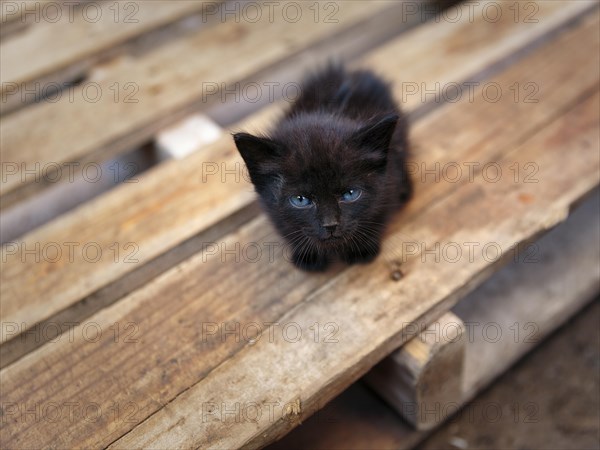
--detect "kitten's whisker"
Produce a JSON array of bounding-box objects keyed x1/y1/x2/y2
[
  {"x1": 290, "y1": 235, "x2": 308, "y2": 254},
  {"x1": 296, "y1": 236, "x2": 313, "y2": 266},
  {"x1": 280, "y1": 229, "x2": 305, "y2": 240},
  {"x1": 286, "y1": 233, "x2": 307, "y2": 247},
  {"x1": 347, "y1": 232, "x2": 362, "y2": 258},
  {"x1": 357, "y1": 221, "x2": 420, "y2": 243},
  {"x1": 354, "y1": 230, "x2": 379, "y2": 254}
]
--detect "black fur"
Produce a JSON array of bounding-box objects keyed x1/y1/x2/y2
[{"x1": 233, "y1": 64, "x2": 412, "y2": 271}]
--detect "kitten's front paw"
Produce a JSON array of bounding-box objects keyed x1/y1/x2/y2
[
  {"x1": 340, "y1": 243, "x2": 381, "y2": 265},
  {"x1": 292, "y1": 249, "x2": 329, "y2": 272}
]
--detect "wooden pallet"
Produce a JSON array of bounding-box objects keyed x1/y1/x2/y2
[{"x1": 1, "y1": 1, "x2": 598, "y2": 448}]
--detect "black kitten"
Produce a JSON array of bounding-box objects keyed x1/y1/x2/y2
[{"x1": 233, "y1": 64, "x2": 411, "y2": 271}]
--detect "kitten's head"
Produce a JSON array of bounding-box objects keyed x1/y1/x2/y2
[{"x1": 233, "y1": 113, "x2": 398, "y2": 247}]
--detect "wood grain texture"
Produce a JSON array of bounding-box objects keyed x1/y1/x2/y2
[
  {"x1": 0, "y1": 0, "x2": 72, "y2": 38},
  {"x1": 361, "y1": 0, "x2": 595, "y2": 113},
  {"x1": 1, "y1": 13, "x2": 598, "y2": 449},
  {"x1": 0, "y1": 1, "x2": 211, "y2": 113},
  {"x1": 0, "y1": 0, "x2": 395, "y2": 199},
  {"x1": 1, "y1": 0, "x2": 589, "y2": 349}
]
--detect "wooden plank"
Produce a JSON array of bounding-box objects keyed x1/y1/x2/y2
[
  {"x1": 112, "y1": 82, "x2": 599, "y2": 450},
  {"x1": 0, "y1": 1, "x2": 92, "y2": 28},
  {"x1": 0, "y1": 0, "x2": 589, "y2": 355},
  {"x1": 0, "y1": 0, "x2": 74, "y2": 38},
  {"x1": 1, "y1": 13, "x2": 598, "y2": 449},
  {"x1": 0, "y1": 1, "x2": 211, "y2": 114},
  {"x1": 272, "y1": 189, "x2": 599, "y2": 449},
  {"x1": 0, "y1": 145, "x2": 156, "y2": 245},
  {"x1": 366, "y1": 312, "x2": 466, "y2": 430},
  {"x1": 359, "y1": 0, "x2": 588, "y2": 114},
  {"x1": 0, "y1": 0, "x2": 398, "y2": 204},
  {"x1": 0, "y1": 113, "x2": 222, "y2": 245}
]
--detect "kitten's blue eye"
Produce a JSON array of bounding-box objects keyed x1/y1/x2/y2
[
  {"x1": 289, "y1": 195, "x2": 313, "y2": 208},
  {"x1": 341, "y1": 188, "x2": 362, "y2": 202}
]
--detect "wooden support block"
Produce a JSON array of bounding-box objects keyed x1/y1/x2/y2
[
  {"x1": 366, "y1": 312, "x2": 466, "y2": 430},
  {"x1": 455, "y1": 188, "x2": 600, "y2": 401}
]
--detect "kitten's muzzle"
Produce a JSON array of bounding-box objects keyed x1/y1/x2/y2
[
  {"x1": 318, "y1": 225, "x2": 343, "y2": 243},
  {"x1": 319, "y1": 220, "x2": 340, "y2": 239}
]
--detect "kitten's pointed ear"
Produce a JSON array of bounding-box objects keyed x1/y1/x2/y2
[
  {"x1": 233, "y1": 132, "x2": 281, "y2": 188},
  {"x1": 233, "y1": 132, "x2": 280, "y2": 172},
  {"x1": 352, "y1": 113, "x2": 399, "y2": 150}
]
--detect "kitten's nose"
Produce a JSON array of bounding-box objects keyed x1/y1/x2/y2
[{"x1": 323, "y1": 223, "x2": 338, "y2": 234}]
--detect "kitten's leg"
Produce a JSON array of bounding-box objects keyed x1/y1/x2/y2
[{"x1": 292, "y1": 246, "x2": 330, "y2": 272}]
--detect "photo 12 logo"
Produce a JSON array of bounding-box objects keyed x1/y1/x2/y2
[
  {"x1": 200, "y1": 1, "x2": 340, "y2": 24},
  {"x1": 1, "y1": 2, "x2": 140, "y2": 25}
]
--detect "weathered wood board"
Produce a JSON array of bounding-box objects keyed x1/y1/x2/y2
[
  {"x1": 0, "y1": 1, "x2": 213, "y2": 114},
  {"x1": 0, "y1": 0, "x2": 71, "y2": 37}
]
